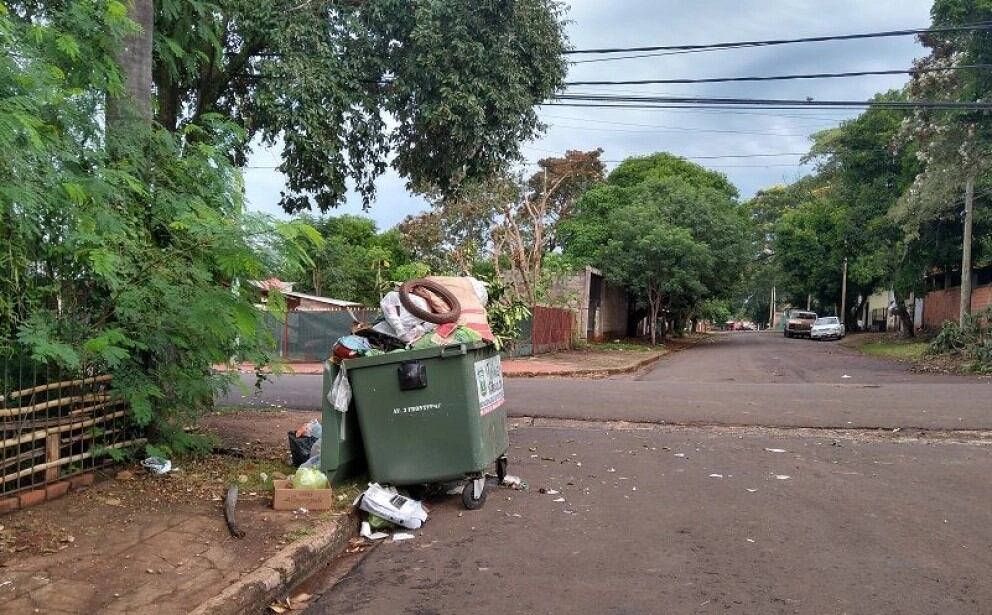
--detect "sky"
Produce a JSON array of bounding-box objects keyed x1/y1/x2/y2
[{"x1": 243, "y1": 0, "x2": 934, "y2": 229}]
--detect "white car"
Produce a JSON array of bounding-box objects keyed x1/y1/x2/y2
[{"x1": 810, "y1": 316, "x2": 845, "y2": 340}]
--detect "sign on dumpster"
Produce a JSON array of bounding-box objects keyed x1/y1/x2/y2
[{"x1": 474, "y1": 355, "x2": 504, "y2": 415}]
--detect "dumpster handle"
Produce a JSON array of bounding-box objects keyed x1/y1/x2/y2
[{"x1": 440, "y1": 343, "x2": 467, "y2": 358}]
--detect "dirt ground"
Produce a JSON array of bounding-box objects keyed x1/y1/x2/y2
[{"x1": 0, "y1": 422, "x2": 353, "y2": 615}]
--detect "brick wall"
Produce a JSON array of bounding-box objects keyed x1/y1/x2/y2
[{"x1": 923, "y1": 284, "x2": 992, "y2": 329}]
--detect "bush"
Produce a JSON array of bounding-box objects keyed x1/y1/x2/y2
[{"x1": 927, "y1": 307, "x2": 992, "y2": 373}]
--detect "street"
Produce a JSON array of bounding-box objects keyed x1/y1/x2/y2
[{"x1": 269, "y1": 332, "x2": 992, "y2": 614}]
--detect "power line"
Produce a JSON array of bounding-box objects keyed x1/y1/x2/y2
[
  {"x1": 567, "y1": 22, "x2": 992, "y2": 64},
  {"x1": 551, "y1": 94, "x2": 992, "y2": 110},
  {"x1": 564, "y1": 64, "x2": 992, "y2": 86}
]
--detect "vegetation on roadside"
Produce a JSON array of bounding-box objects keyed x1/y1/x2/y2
[
  {"x1": 927, "y1": 307, "x2": 992, "y2": 372},
  {"x1": 849, "y1": 338, "x2": 931, "y2": 362}
]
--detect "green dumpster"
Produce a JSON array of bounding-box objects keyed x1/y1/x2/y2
[
  {"x1": 338, "y1": 341, "x2": 509, "y2": 509},
  {"x1": 319, "y1": 361, "x2": 368, "y2": 485}
]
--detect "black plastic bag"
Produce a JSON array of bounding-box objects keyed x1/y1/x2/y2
[{"x1": 288, "y1": 432, "x2": 318, "y2": 467}]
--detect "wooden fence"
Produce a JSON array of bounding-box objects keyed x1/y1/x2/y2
[{"x1": 0, "y1": 371, "x2": 139, "y2": 502}]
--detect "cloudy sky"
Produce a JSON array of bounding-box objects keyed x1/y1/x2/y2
[{"x1": 243, "y1": 0, "x2": 934, "y2": 228}]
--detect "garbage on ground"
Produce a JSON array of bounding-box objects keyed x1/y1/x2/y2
[
  {"x1": 292, "y1": 467, "x2": 330, "y2": 490},
  {"x1": 271, "y1": 478, "x2": 333, "y2": 511},
  {"x1": 538, "y1": 488, "x2": 559, "y2": 495},
  {"x1": 392, "y1": 532, "x2": 416, "y2": 542},
  {"x1": 764, "y1": 448, "x2": 786, "y2": 453},
  {"x1": 774, "y1": 474, "x2": 791, "y2": 480},
  {"x1": 288, "y1": 420, "x2": 322, "y2": 466},
  {"x1": 501, "y1": 475, "x2": 528, "y2": 491},
  {"x1": 358, "y1": 483, "x2": 429, "y2": 530},
  {"x1": 300, "y1": 438, "x2": 321, "y2": 470},
  {"x1": 359, "y1": 521, "x2": 390, "y2": 541},
  {"x1": 141, "y1": 456, "x2": 173, "y2": 475}
]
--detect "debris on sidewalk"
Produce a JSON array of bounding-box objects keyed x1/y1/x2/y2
[
  {"x1": 224, "y1": 485, "x2": 246, "y2": 538},
  {"x1": 708, "y1": 474, "x2": 724, "y2": 478},
  {"x1": 392, "y1": 532, "x2": 416, "y2": 542},
  {"x1": 358, "y1": 483, "x2": 429, "y2": 530},
  {"x1": 359, "y1": 521, "x2": 389, "y2": 541},
  {"x1": 141, "y1": 457, "x2": 174, "y2": 475},
  {"x1": 774, "y1": 474, "x2": 791, "y2": 480},
  {"x1": 501, "y1": 475, "x2": 528, "y2": 490},
  {"x1": 764, "y1": 448, "x2": 787, "y2": 453}
]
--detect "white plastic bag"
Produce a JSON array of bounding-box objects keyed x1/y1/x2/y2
[
  {"x1": 468, "y1": 277, "x2": 489, "y2": 306},
  {"x1": 380, "y1": 291, "x2": 435, "y2": 343},
  {"x1": 300, "y1": 437, "x2": 321, "y2": 469},
  {"x1": 358, "y1": 483, "x2": 429, "y2": 530},
  {"x1": 328, "y1": 369, "x2": 352, "y2": 413}
]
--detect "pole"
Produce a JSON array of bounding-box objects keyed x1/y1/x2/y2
[
  {"x1": 960, "y1": 176, "x2": 975, "y2": 326},
  {"x1": 806, "y1": 294, "x2": 811, "y2": 310},
  {"x1": 769, "y1": 286, "x2": 776, "y2": 329},
  {"x1": 840, "y1": 256, "x2": 849, "y2": 325}
]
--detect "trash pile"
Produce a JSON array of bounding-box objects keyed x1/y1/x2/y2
[
  {"x1": 340, "y1": 276, "x2": 493, "y2": 358},
  {"x1": 287, "y1": 419, "x2": 322, "y2": 467},
  {"x1": 328, "y1": 276, "x2": 494, "y2": 412},
  {"x1": 355, "y1": 483, "x2": 430, "y2": 543}
]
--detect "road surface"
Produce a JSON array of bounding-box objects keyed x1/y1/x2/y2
[
  {"x1": 271, "y1": 332, "x2": 992, "y2": 614},
  {"x1": 219, "y1": 333, "x2": 991, "y2": 431}
]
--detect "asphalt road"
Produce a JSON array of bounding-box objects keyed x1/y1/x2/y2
[
  {"x1": 219, "y1": 333, "x2": 992, "y2": 431},
  {"x1": 302, "y1": 424, "x2": 992, "y2": 615},
  {"x1": 276, "y1": 332, "x2": 992, "y2": 614}
]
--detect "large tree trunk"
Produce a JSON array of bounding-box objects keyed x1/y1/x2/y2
[
  {"x1": 106, "y1": 0, "x2": 154, "y2": 134},
  {"x1": 892, "y1": 290, "x2": 915, "y2": 338},
  {"x1": 959, "y1": 175, "x2": 975, "y2": 326}
]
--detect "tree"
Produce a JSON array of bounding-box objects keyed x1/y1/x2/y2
[
  {"x1": 285, "y1": 215, "x2": 419, "y2": 306},
  {"x1": 493, "y1": 149, "x2": 605, "y2": 303},
  {"x1": 1, "y1": 4, "x2": 320, "y2": 454},
  {"x1": 562, "y1": 154, "x2": 748, "y2": 341},
  {"x1": 900, "y1": 0, "x2": 992, "y2": 325}
]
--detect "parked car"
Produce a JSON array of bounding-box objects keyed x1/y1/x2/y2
[
  {"x1": 784, "y1": 311, "x2": 817, "y2": 338},
  {"x1": 810, "y1": 316, "x2": 845, "y2": 340}
]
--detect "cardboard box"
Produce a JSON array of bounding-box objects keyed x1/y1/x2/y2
[{"x1": 271, "y1": 479, "x2": 334, "y2": 511}]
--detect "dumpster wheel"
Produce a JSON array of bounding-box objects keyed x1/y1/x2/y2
[{"x1": 462, "y1": 477, "x2": 488, "y2": 510}]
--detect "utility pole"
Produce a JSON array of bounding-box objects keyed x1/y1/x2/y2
[
  {"x1": 840, "y1": 256, "x2": 849, "y2": 325},
  {"x1": 806, "y1": 294, "x2": 811, "y2": 310},
  {"x1": 769, "y1": 286, "x2": 776, "y2": 329},
  {"x1": 960, "y1": 176, "x2": 975, "y2": 326}
]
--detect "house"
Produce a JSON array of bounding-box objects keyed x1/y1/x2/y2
[
  {"x1": 921, "y1": 265, "x2": 992, "y2": 330},
  {"x1": 251, "y1": 278, "x2": 365, "y2": 312},
  {"x1": 546, "y1": 266, "x2": 630, "y2": 341},
  {"x1": 855, "y1": 289, "x2": 923, "y2": 332}
]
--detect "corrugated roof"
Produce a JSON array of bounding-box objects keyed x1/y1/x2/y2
[{"x1": 284, "y1": 291, "x2": 364, "y2": 308}]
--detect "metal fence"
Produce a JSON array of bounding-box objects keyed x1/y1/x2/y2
[
  {"x1": 0, "y1": 358, "x2": 141, "y2": 501},
  {"x1": 504, "y1": 306, "x2": 575, "y2": 357},
  {"x1": 266, "y1": 309, "x2": 380, "y2": 362}
]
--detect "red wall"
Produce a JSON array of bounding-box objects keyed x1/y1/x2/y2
[
  {"x1": 923, "y1": 284, "x2": 992, "y2": 329},
  {"x1": 531, "y1": 306, "x2": 575, "y2": 354}
]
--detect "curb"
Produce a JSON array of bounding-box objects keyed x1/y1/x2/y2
[
  {"x1": 188, "y1": 513, "x2": 356, "y2": 615},
  {"x1": 503, "y1": 351, "x2": 665, "y2": 378}
]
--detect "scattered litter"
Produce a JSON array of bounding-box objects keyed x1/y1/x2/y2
[
  {"x1": 446, "y1": 484, "x2": 465, "y2": 495},
  {"x1": 764, "y1": 448, "x2": 787, "y2": 453},
  {"x1": 708, "y1": 474, "x2": 724, "y2": 478},
  {"x1": 359, "y1": 521, "x2": 389, "y2": 541},
  {"x1": 115, "y1": 470, "x2": 134, "y2": 481},
  {"x1": 774, "y1": 475, "x2": 791, "y2": 480},
  {"x1": 552, "y1": 497, "x2": 566, "y2": 503},
  {"x1": 291, "y1": 467, "x2": 329, "y2": 490},
  {"x1": 746, "y1": 488, "x2": 758, "y2": 493},
  {"x1": 631, "y1": 486, "x2": 637, "y2": 491},
  {"x1": 501, "y1": 475, "x2": 528, "y2": 491},
  {"x1": 538, "y1": 488, "x2": 559, "y2": 495},
  {"x1": 746, "y1": 538, "x2": 755, "y2": 543},
  {"x1": 392, "y1": 532, "x2": 416, "y2": 542},
  {"x1": 359, "y1": 483, "x2": 428, "y2": 529},
  {"x1": 841, "y1": 374, "x2": 851, "y2": 379},
  {"x1": 238, "y1": 474, "x2": 249, "y2": 484},
  {"x1": 673, "y1": 453, "x2": 686, "y2": 458},
  {"x1": 141, "y1": 457, "x2": 173, "y2": 475},
  {"x1": 607, "y1": 468, "x2": 616, "y2": 473},
  {"x1": 892, "y1": 428, "x2": 901, "y2": 433}
]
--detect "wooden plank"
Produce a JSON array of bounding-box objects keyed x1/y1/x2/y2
[
  {"x1": 0, "y1": 438, "x2": 147, "y2": 486},
  {"x1": 0, "y1": 410, "x2": 128, "y2": 449},
  {"x1": 45, "y1": 434, "x2": 60, "y2": 482},
  {"x1": 0, "y1": 393, "x2": 110, "y2": 418},
  {"x1": 0, "y1": 374, "x2": 112, "y2": 403}
]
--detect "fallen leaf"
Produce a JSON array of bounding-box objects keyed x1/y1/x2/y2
[{"x1": 115, "y1": 470, "x2": 134, "y2": 481}]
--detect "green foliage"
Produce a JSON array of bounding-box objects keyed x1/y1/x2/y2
[
  {"x1": 475, "y1": 274, "x2": 530, "y2": 350},
  {"x1": 283, "y1": 214, "x2": 420, "y2": 306},
  {"x1": 562, "y1": 153, "x2": 749, "y2": 342},
  {"x1": 927, "y1": 307, "x2": 992, "y2": 372},
  {"x1": 141, "y1": 0, "x2": 568, "y2": 212},
  {"x1": 1, "y1": 5, "x2": 317, "y2": 453}
]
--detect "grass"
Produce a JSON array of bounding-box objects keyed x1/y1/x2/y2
[{"x1": 846, "y1": 335, "x2": 929, "y2": 361}]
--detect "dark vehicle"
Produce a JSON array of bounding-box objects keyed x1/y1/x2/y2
[{"x1": 784, "y1": 310, "x2": 817, "y2": 338}]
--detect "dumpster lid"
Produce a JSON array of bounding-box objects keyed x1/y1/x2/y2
[{"x1": 326, "y1": 341, "x2": 493, "y2": 371}]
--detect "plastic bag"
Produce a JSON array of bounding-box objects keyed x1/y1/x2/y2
[
  {"x1": 287, "y1": 432, "x2": 318, "y2": 466},
  {"x1": 292, "y1": 466, "x2": 329, "y2": 490},
  {"x1": 328, "y1": 369, "x2": 352, "y2": 413},
  {"x1": 380, "y1": 291, "x2": 436, "y2": 343},
  {"x1": 300, "y1": 438, "x2": 321, "y2": 469},
  {"x1": 468, "y1": 277, "x2": 489, "y2": 306},
  {"x1": 357, "y1": 483, "x2": 429, "y2": 529}
]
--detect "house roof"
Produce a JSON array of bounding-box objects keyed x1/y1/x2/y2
[
  {"x1": 284, "y1": 291, "x2": 364, "y2": 308},
  {"x1": 251, "y1": 277, "x2": 295, "y2": 292}
]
